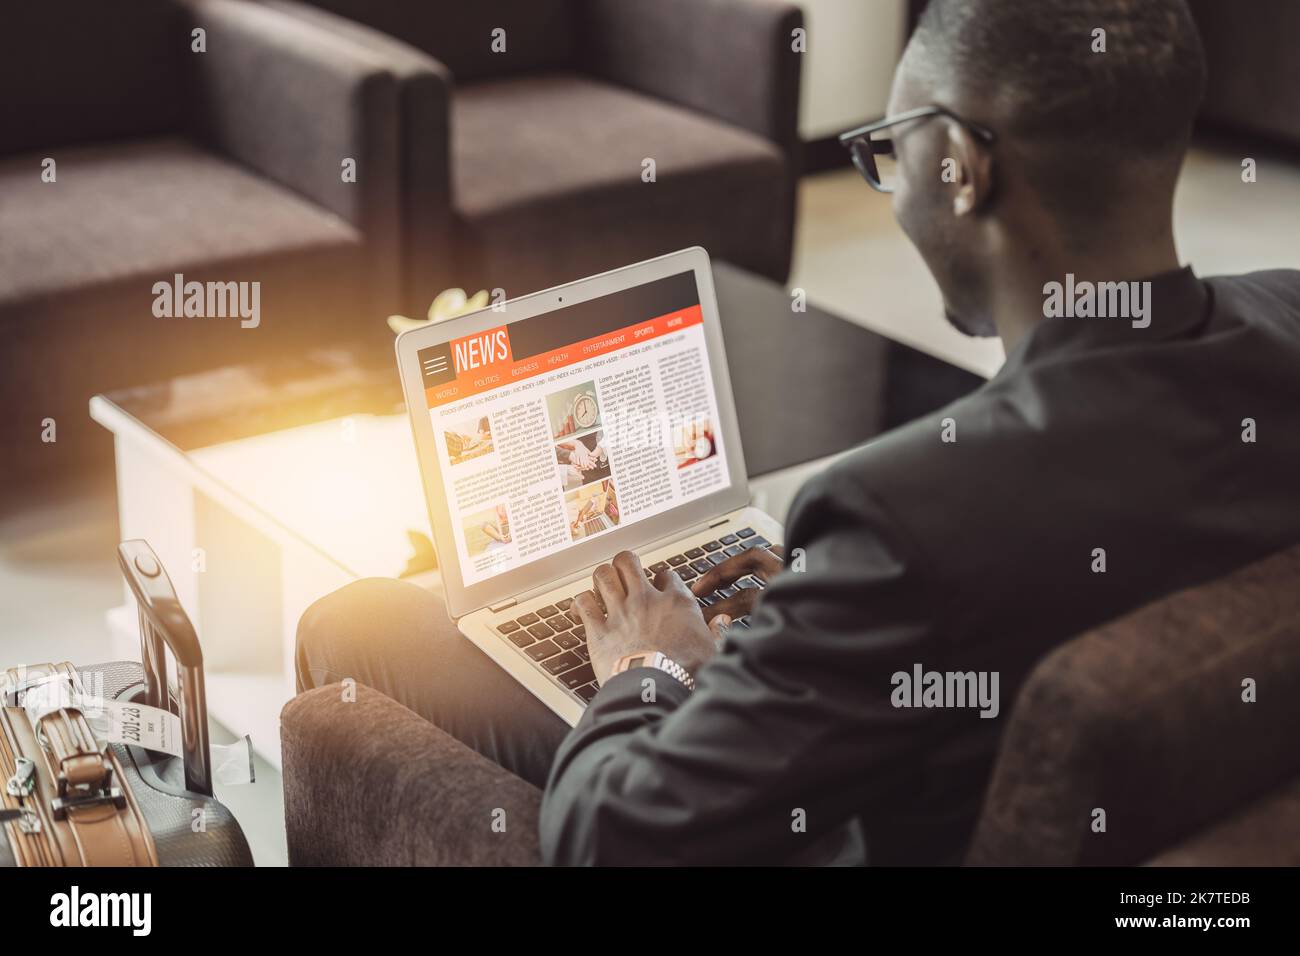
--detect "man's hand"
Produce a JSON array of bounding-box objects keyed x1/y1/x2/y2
[
  {"x1": 576, "y1": 551, "x2": 729, "y2": 685},
  {"x1": 690, "y1": 545, "x2": 784, "y2": 623},
  {"x1": 569, "y1": 442, "x2": 596, "y2": 470}
]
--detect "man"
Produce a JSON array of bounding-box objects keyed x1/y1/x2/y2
[{"x1": 297, "y1": 0, "x2": 1300, "y2": 864}]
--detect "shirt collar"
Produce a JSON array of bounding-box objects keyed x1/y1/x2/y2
[{"x1": 996, "y1": 266, "x2": 1210, "y2": 379}]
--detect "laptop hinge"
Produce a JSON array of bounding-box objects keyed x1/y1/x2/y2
[{"x1": 488, "y1": 598, "x2": 518, "y2": 613}]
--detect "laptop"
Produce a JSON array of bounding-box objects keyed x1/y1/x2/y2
[{"x1": 395, "y1": 247, "x2": 784, "y2": 725}]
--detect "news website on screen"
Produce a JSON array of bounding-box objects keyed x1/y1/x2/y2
[{"x1": 418, "y1": 271, "x2": 729, "y2": 587}]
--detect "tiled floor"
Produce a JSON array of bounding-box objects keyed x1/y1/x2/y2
[{"x1": 3, "y1": 139, "x2": 1299, "y2": 866}]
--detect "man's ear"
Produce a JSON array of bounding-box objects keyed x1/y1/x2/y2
[{"x1": 946, "y1": 125, "x2": 994, "y2": 217}]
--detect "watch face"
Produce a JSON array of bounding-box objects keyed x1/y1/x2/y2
[
  {"x1": 692, "y1": 436, "x2": 712, "y2": 460},
  {"x1": 573, "y1": 393, "x2": 599, "y2": 429}
]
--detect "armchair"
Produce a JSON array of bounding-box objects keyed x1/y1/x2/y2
[
  {"x1": 1186, "y1": 0, "x2": 1300, "y2": 147},
  {"x1": 281, "y1": 682, "x2": 542, "y2": 866},
  {"x1": 0, "y1": 0, "x2": 402, "y2": 490},
  {"x1": 966, "y1": 543, "x2": 1300, "y2": 865},
  {"x1": 908, "y1": 0, "x2": 1300, "y2": 149},
  {"x1": 282, "y1": 544, "x2": 1300, "y2": 866},
  {"x1": 263, "y1": 0, "x2": 804, "y2": 313}
]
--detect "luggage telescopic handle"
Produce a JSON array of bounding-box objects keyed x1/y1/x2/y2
[{"x1": 116, "y1": 540, "x2": 213, "y2": 797}]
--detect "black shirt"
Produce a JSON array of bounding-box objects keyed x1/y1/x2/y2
[{"x1": 540, "y1": 268, "x2": 1300, "y2": 865}]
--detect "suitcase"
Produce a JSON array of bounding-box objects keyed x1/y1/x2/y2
[{"x1": 0, "y1": 540, "x2": 253, "y2": 866}]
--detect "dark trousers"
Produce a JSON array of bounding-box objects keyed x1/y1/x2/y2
[{"x1": 295, "y1": 577, "x2": 569, "y2": 789}]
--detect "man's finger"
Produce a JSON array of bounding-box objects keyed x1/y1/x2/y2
[
  {"x1": 654, "y1": 567, "x2": 693, "y2": 597},
  {"x1": 611, "y1": 550, "x2": 647, "y2": 595},
  {"x1": 592, "y1": 563, "x2": 626, "y2": 615},
  {"x1": 701, "y1": 589, "x2": 759, "y2": 623},
  {"x1": 691, "y1": 546, "x2": 782, "y2": 597},
  {"x1": 709, "y1": 614, "x2": 732, "y2": 642},
  {"x1": 573, "y1": 590, "x2": 607, "y2": 638}
]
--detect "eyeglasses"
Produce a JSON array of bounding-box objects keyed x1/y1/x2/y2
[{"x1": 838, "y1": 106, "x2": 997, "y2": 193}]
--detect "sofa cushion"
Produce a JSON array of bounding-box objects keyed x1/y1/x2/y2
[
  {"x1": 0, "y1": 137, "x2": 360, "y2": 310},
  {"x1": 302, "y1": 0, "x2": 578, "y2": 82},
  {"x1": 450, "y1": 73, "x2": 788, "y2": 293},
  {"x1": 0, "y1": 0, "x2": 187, "y2": 157}
]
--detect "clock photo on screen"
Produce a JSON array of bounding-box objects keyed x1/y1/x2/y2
[{"x1": 547, "y1": 381, "x2": 603, "y2": 438}]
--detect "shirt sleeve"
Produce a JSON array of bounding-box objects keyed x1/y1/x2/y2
[{"x1": 539, "y1": 463, "x2": 949, "y2": 865}]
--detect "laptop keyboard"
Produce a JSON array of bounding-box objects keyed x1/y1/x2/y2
[{"x1": 492, "y1": 527, "x2": 779, "y2": 704}]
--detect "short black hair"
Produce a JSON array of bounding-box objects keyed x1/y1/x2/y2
[{"x1": 912, "y1": 0, "x2": 1206, "y2": 153}]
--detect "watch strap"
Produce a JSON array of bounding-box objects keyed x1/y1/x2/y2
[{"x1": 614, "y1": 652, "x2": 695, "y2": 691}]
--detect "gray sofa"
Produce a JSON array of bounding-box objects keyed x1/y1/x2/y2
[
  {"x1": 1187, "y1": 0, "x2": 1300, "y2": 147},
  {"x1": 908, "y1": 0, "x2": 1300, "y2": 149},
  {"x1": 0, "y1": 0, "x2": 402, "y2": 491},
  {"x1": 281, "y1": 543, "x2": 1300, "y2": 866},
  {"x1": 263, "y1": 0, "x2": 804, "y2": 313}
]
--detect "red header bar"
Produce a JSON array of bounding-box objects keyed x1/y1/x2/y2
[{"x1": 425, "y1": 304, "x2": 703, "y2": 407}]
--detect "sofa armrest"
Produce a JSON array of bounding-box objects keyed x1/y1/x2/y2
[
  {"x1": 582, "y1": 0, "x2": 803, "y2": 157},
  {"x1": 262, "y1": 0, "x2": 454, "y2": 311},
  {"x1": 180, "y1": 0, "x2": 400, "y2": 249},
  {"x1": 967, "y1": 544, "x2": 1300, "y2": 866},
  {"x1": 281, "y1": 684, "x2": 543, "y2": 866}
]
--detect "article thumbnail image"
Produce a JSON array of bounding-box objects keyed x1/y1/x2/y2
[
  {"x1": 673, "y1": 416, "x2": 718, "y2": 469},
  {"x1": 462, "y1": 503, "x2": 511, "y2": 557},
  {"x1": 565, "y1": 479, "x2": 620, "y2": 542},
  {"x1": 548, "y1": 381, "x2": 602, "y2": 438},
  {"x1": 443, "y1": 414, "x2": 493, "y2": 466},
  {"x1": 555, "y1": 430, "x2": 610, "y2": 491}
]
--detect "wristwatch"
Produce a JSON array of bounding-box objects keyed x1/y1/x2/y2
[{"x1": 611, "y1": 651, "x2": 696, "y2": 691}]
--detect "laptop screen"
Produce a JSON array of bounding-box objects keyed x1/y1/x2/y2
[{"x1": 417, "y1": 270, "x2": 731, "y2": 587}]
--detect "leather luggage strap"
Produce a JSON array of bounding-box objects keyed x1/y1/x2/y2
[{"x1": 0, "y1": 664, "x2": 159, "y2": 867}]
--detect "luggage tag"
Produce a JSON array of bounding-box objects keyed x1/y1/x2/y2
[
  {"x1": 22, "y1": 675, "x2": 254, "y2": 786},
  {"x1": 84, "y1": 697, "x2": 183, "y2": 758}
]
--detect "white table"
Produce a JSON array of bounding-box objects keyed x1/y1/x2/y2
[{"x1": 90, "y1": 394, "x2": 830, "y2": 769}]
